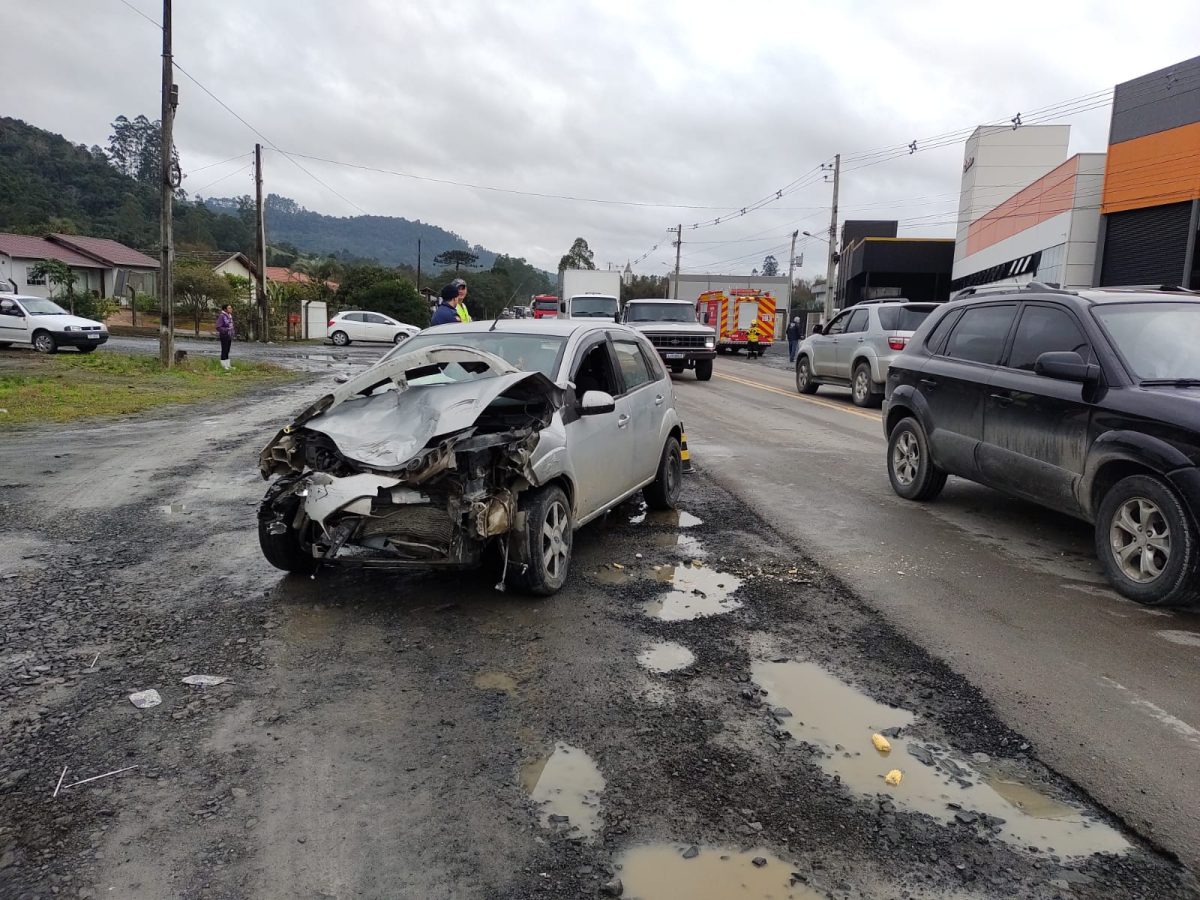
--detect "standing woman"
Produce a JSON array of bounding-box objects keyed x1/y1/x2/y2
[{"x1": 217, "y1": 303, "x2": 234, "y2": 371}]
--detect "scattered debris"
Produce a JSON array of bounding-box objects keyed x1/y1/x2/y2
[
  {"x1": 872, "y1": 733, "x2": 892, "y2": 754},
  {"x1": 885, "y1": 769, "x2": 903, "y2": 786},
  {"x1": 181, "y1": 675, "x2": 229, "y2": 686},
  {"x1": 128, "y1": 689, "x2": 162, "y2": 709},
  {"x1": 62, "y1": 765, "x2": 139, "y2": 789},
  {"x1": 52, "y1": 766, "x2": 68, "y2": 798},
  {"x1": 682, "y1": 845, "x2": 700, "y2": 859},
  {"x1": 87, "y1": 652, "x2": 99, "y2": 669}
]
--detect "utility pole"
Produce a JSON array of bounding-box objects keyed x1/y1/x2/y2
[
  {"x1": 786, "y1": 229, "x2": 798, "y2": 318},
  {"x1": 824, "y1": 153, "x2": 840, "y2": 321},
  {"x1": 672, "y1": 223, "x2": 682, "y2": 298},
  {"x1": 156, "y1": 0, "x2": 176, "y2": 367},
  {"x1": 254, "y1": 143, "x2": 268, "y2": 341},
  {"x1": 416, "y1": 238, "x2": 422, "y2": 292}
]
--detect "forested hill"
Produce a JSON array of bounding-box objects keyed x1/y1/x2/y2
[
  {"x1": 0, "y1": 115, "x2": 503, "y2": 269},
  {"x1": 203, "y1": 195, "x2": 496, "y2": 269}
]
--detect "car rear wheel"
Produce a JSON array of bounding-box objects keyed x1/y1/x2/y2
[
  {"x1": 644, "y1": 436, "x2": 683, "y2": 511},
  {"x1": 795, "y1": 356, "x2": 818, "y2": 394},
  {"x1": 508, "y1": 484, "x2": 573, "y2": 596},
  {"x1": 32, "y1": 331, "x2": 57, "y2": 354},
  {"x1": 330, "y1": 330, "x2": 350, "y2": 347},
  {"x1": 852, "y1": 362, "x2": 882, "y2": 408},
  {"x1": 887, "y1": 417, "x2": 947, "y2": 501},
  {"x1": 0, "y1": 342, "x2": 11, "y2": 348},
  {"x1": 1096, "y1": 474, "x2": 1199, "y2": 607},
  {"x1": 694, "y1": 359, "x2": 713, "y2": 381}
]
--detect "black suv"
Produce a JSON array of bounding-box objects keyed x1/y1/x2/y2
[{"x1": 884, "y1": 283, "x2": 1200, "y2": 607}]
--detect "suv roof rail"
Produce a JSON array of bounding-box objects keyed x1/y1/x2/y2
[{"x1": 951, "y1": 281, "x2": 1077, "y2": 301}]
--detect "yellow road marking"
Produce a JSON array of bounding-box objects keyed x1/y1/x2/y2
[{"x1": 711, "y1": 371, "x2": 882, "y2": 421}]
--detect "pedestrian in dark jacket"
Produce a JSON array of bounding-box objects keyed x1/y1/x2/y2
[
  {"x1": 786, "y1": 316, "x2": 802, "y2": 362},
  {"x1": 216, "y1": 304, "x2": 234, "y2": 371},
  {"x1": 430, "y1": 284, "x2": 461, "y2": 326}
]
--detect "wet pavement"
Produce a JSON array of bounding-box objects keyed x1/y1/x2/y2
[{"x1": 1, "y1": 375, "x2": 1198, "y2": 898}]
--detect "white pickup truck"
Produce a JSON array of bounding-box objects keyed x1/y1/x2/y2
[{"x1": 621, "y1": 298, "x2": 716, "y2": 381}]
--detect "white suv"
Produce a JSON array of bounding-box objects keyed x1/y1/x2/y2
[
  {"x1": 327, "y1": 311, "x2": 420, "y2": 347},
  {"x1": 0, "y1": 294, "x2": 109, "y2": 353}
]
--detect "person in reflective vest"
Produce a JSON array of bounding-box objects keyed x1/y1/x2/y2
[{"x1": 451, "y1": 278, "x2": 471, "y2": 323}]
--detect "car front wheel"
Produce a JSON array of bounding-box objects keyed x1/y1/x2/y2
[
  {"x1": 795, "y1": 355, "x2": 818, "y2": 394},
  {"x1": 257, "y1": 484, "x2": 318, "y2": 575},
  {"x1": 887, "y1": 417, "x2": 947, "y2": 501},
  {"x1": 694, "y1": 359, "x2": 713, "y2": 381},
  {"x1": 330, "y1": 330, "x2": 350, "y2": 347},
  {"x1": 644, "y1": 436, "x2": 683, "y2": 510},
  {"x1": 33, "y1": 331, "x2": 57, "y2": 354},
  {"x1": 508, "y1": 484, "x2": 573, "y2": 596},
  {"x1": 1096, "y1": 474, "x2": 1199, "y2": 607},
  {"x1": 393, "y1": 332, "x2": 408, "y2": 344}
]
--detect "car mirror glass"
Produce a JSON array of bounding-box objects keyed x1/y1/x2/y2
[{"x1": 579, "y1": 390, "x2": 616, "y2": 416}]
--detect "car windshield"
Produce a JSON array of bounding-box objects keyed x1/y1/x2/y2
[
  {"x1": 378, "y1": 331, "x2": 569, "y2": 379},
  {"x1": 17, "y1": 298, "x2": 68, "y2": 316},
  {"x1": 570, "y1": 296, "x2": 618, "y2": 318},
  {"x1": 1093, "y1": 302, "x2": 1200, "y2": 381},
  {"x1": 878, "y1": 305, "x2": 936, "y2": 332},
  {"x1": 626, "y1": 303, "x2": 696, "y2": 323},
  {"x1": 534, "y1": 299, "x2": 558, "y2": 310}
]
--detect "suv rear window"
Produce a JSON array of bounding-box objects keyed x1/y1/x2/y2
[
  {"x1": 943, "y1": 304, "x2": 1017, "y2": 365},
  {"x1": 878, "y1": 305, "x2": 935, "y2": 332}
]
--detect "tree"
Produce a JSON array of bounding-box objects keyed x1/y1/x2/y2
[
  {"x1": 761, "y1": 255, "x2": 779, "y2": 277},
  {"x1": 433, "y1": 249, "x2": 479, "y2": 271},
  {"x1": 357, "y1": 278, "x2": 428, "y2": 327},
  {"x1": 29, "y1": 259, "x2": 78, "y2": 313},
  {"x1": 173, "y1": 261, "x2": 233, "y2": 335},
  {"x1": 558, "y1": 238, "x2": 596, "y2": 272}
]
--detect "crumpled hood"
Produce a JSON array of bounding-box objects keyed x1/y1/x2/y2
[{"x1": 261, "y1": 345, "x2": 564, "y2": 474}]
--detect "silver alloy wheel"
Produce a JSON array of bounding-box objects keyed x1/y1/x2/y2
[
  {"x1": 33, "y1": 332, "x2": 55, "y2": 353},
  {"x1": 854, "y1": 368, "x2": 870, "y2": 403},
  {"x1": 892, "y1": 430, "x2": 919, "y2": 486},
  {"x1": 665, "y1": 445, "x2": 682, "y2": 502},
  {"x1": 541, "y1": 499, "x2": 570, "y2": 582},
  {"x1": 797, "y1": 359, "x2": 810, "y2": 388},
  {"x1": 331, "y1": 331, "x2": 349, "y2": 346},
  {"x1": 1110, "y1": 496, "x2": 1171, "y2": 583}
]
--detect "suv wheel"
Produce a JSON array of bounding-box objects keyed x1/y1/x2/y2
[
  {"x1": 330, "y1": 330, "x2": 350, "y2": 347},
  {"x1": 644, "y1": 436, "x2": 683, "y2": 510},
  {"x1": 507, "y1": 484, "x2": 573, "y2": 595},
  {"x1": 795, "y1": 356, "x2": 818, "y2": 394},
  {"x1": 852, "y1": 362, "x2": 881, "y2": 408},
  {"x1": 1096, "y1": 474, "x2": 1199, "y2": 607},
  {"x1": 887, "y1": 417, "x2": 947, "y2": 501},
  {"x1": 694, "y1": 359, "x2": 713, "y2": 381}
]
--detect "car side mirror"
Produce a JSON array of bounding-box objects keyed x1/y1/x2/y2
[
  {"x1": 1035, "y1": 351, "x2": 1100, "y2": 384},
  {"x1": 812, "y1": 324, "x2": 824, "y2": 335},
  {"x1": 579, "y1": 390, "x2": 616, "y2": 416}
]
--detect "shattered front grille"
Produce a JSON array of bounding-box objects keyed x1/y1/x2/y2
[
  {"x1": 646, "y1": 333, "x2": 707, "y2": 349},
  {"x1": 359, "y1": 505, "x2": 454, "y2": 545}
]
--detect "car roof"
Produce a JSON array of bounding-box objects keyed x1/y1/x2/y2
[
  {"x1": 0, "y1": 293, "x2": 43, "y2": 302},
  {"x1": 426, "y1": 319, "x2": 637, "y2": 338},
  {"x1": 627, "y1": 298, "x2": 691, "y2": 304},
  {"x1": 949, "y1": 283, "x2": 1200, "y2": 307}
]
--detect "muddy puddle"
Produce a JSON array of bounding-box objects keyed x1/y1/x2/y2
[
  {"x1": 594, "y1": 565, "x2": 632, "y2": 586},
  {"x1": 617, "y1": 844, "x2": 816, "y2": 900},
  {"x1": 520, "y1": 742, "x2": 605, "y2": 840},
  {"x1": 752, "y1": 660, "x2": 1128, "y2": 856},
  {"x1": 650, "y1": 533, "x2": 707, "y2": 558},
  {"x1": 473, "y1": 671, "x2": 518, "y2": 695},
  {"x1": 646, "y1": 509, "x2": 704, "y2": 529},
  {"x1": 642, "y1": 564, "x2": 743, "y2": 621},
  {"x1": 637, "y1": 640, "x2": 696, "y2": 673}
]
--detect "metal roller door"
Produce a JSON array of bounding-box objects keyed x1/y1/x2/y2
[{"x1": 1099, "y1": 201, "x2": 1191, "y2": 286}]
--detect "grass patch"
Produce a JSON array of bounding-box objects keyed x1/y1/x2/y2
[{"x1": 0, "y1": 352, "x2": 296, "y2": 427}]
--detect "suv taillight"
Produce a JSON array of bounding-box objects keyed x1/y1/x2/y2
[{"x1": 888, "y1": 336, "x2": 909, "y2": 351}]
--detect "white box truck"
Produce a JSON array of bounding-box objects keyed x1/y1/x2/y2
[{"x1": 557, "y1": 269, "x2": 621, "y2": 320}]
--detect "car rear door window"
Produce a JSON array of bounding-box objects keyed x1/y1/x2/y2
[
  {"x1": 1006, "y1": 305, "x2": 1093, "y2": 371},
  {"x1": 343, "y1": 313, "x2": 365, "y2": 322},
  {"x1": 943, "y1": 304, "x2": 1017, "y2": 365},
  {"x1": 613, "y1": 339, "x2": 653, "y2": 391}
]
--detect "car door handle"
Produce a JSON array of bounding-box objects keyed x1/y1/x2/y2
[
  {"x1": 989, "y1": 392, "x2": 1014, "y2": 408},
  {"x1": 617, "y1": 414, "x2": 630, "y2": 428},
  {"x1": 654, "y1": 395, "x2": 664, "y2": 406}
]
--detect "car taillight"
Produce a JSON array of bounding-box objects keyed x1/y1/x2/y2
[
  {"x1": 888, "y1": 336, "x2": 909, "y2": 351},
  {"x1": 328, "y1": 319, "x2": 336, "y2": 328}
]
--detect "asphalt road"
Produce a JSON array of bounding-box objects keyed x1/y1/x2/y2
[{"x1": 674, "y1": 353, "x2": 1200, "y2": 871}]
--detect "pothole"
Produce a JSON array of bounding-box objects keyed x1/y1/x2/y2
[
  {"x1": 594, "y1": 565, "x2": 632, "y2": 586},
  {"x1": 650, "y1": 533, "x2": 707, "y2": 557},
  {"x1": 647, "y1": 509, "x2": 704, "y2": 528},
  {"x1": 642, "y1": 564, "x2": 743, "y2": 621},
  {"x1": 520, "y1": 742, "x2": 605, "y2": 841},
  {"x1": 473, "y1": 671, "x2": 517, "y2": 695},
  {"x1": 637, "y1": 641, "x2": 696, "y2": 673},
  {"x1": 752, "y1": 659, "x2": 1128, "y2": 856},
  {"x1": 616, "y1": 844, "x2": 818, "y2": 899}
]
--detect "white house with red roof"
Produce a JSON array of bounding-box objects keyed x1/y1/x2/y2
[{"x1": 0, "y1": 232, "x2": 158, "y2": 300}]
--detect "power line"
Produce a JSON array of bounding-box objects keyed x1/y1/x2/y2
[{"x1": 190, "y1": 162, "x2": 254, "y2": 196}]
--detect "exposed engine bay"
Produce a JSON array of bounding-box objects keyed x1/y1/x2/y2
[{"x1": 258, "y1": 347, "x2": 564, "y2": 569}]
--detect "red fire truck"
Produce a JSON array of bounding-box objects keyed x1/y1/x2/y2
[
  {"x1": 531, "y1": 295, "x2": 560, "y2": 319},
  {"x1": 695, "y1": 289, "x2": 777, "y2": 354}
]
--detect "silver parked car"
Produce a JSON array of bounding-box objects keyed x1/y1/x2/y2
[
  {"x1": 258, "y1": 320, "x2": 685, "y2": 594},
  {"x1": 794, "y1": 300, "x2": 940, "y2": 407}
]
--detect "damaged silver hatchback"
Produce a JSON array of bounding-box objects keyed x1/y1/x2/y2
[{"x1": 258, "y1": 321, "x2": 685, "y2": 594}]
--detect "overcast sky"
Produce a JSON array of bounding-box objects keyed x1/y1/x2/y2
[{"x1": 4, "y1": 1, "x2": 1199, "y2": 276}]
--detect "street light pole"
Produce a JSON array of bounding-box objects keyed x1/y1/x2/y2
[{"x1": 156, "y1": 0, "x2": 176, "y2": 367}]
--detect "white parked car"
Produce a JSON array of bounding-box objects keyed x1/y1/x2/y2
[
  {"x1": 0, "y1": 293, "x2": 109, "y2": 353},
  {"x1": 327, "y1": 311, "x2": 420, "y2": 347}
]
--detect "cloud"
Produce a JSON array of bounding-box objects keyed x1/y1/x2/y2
[{"x1": 3, "y1": 0, "x2": 1198, "y2": 275}]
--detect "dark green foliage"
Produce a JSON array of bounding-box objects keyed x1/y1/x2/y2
[
  {"x1": 761, "y1": 254, "x2": 780, "y2": 276},
  {"x1": 356, "y1": 278, "x2": 428, "y2": 327},
  {"x1": 558, "y1": 237, "x2": 596, "y2": 271}
]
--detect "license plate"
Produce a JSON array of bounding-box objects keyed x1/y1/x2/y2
[
  {"x1": 87, "y1": 333, "x2": 100, "y2": 339},
  {"x1": 664, "y1": 352, "x2": 684, "y2": 359}
]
